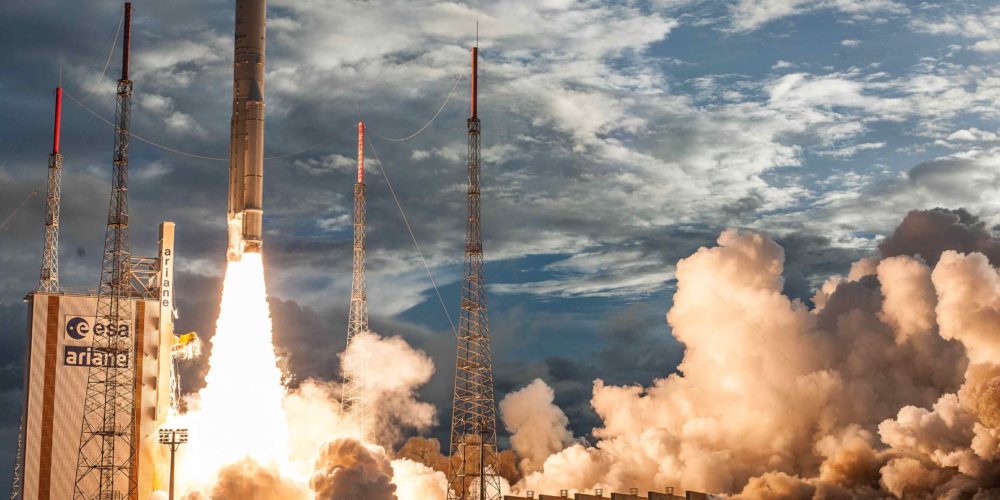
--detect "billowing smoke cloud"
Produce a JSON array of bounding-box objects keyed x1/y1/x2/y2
[
  {"x1": 395, "y1": 435, "x2": 522, "y2": 489},
  {"x1": 173, "y1": 324, "x2": 440, "y2": 497},
  {"x1": 342, "y1": 331, "x2": 437, "y2": 446},
  {"x1": 390, "y1": 458, "x2": 449, "y2": 500},
  {"x1": 310, "y1": 439, "x2": 397, "y2": 500},
  {"x1": 498, "y1": 209, "x2": 1000, "y2": 497},
  {"x1": 179, "y1": 458, "x2": 309, "y2": 500},
  {"x1": 500, "y1": 378, "x2": 576, "y2": 473},
  {"x1": 879, "y1": 208, "x2": 1000, "y2": 266}
]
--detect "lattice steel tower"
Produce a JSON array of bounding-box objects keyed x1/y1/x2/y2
[
  {"x1": 341, "y1": 121, "x2": 370, "y2": 438},
  {"x1": 39, "y1": 86, "x2": 63, "y2": 293},
  {"x1": 11, "y1": 84, "x2": 66, "y2": 500},
  {"x1": 74, "y1": 3, "x2": 139, "y2": 498},
  {"x1": 447, "y1": 46, "x2": 501, "y2": 500}
]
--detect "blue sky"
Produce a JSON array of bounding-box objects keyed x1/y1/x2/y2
[{"x1": 1, "y1": 0, "x2": 999, "y2": 493}]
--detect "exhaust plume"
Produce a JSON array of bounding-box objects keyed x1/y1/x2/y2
[
  {"x1": 342, "y1": 331, "x2": 436, "y2": 446},
  {"x1": 501, "y1": 210, "x2": 1000, "y2": 497},
  {"x1": 174, "y1": 253, "x2": 289, "y2": 491},
  {"x1": 310, "y1": 439, "x2": 396, "y2": 500},
  {"x1": 499, "y1": 378, "x2": 576, "y2": 474}
]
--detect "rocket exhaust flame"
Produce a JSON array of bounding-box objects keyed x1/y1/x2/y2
[{"x1": 172, "y1": 253, "x2": 288, "y2": 490}]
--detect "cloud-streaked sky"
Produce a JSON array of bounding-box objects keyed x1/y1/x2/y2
[{"x1": 1, "y1": 0, "x2": 999, "y2": 493}]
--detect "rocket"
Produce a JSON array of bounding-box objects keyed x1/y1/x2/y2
[{"x1": 227, "y1": 0, "x2": 266, "y2": 260}]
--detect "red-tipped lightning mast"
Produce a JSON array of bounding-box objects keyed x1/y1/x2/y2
[
  {"x1": 342, "y1": 120, "x2": 370, "y2": 437},
  {"x1": 357, "y1": 121, "x2": 365, "y2": 184},
  {"x1": 447, "y1": 43, "x2": 501, "y2": 500},
  {"x1": 22, "y1": 84, "x2": 65, "y2": 494},
  {"x1": 470, "y1": 47, "x2": 478, "y2": 119},
  {"x1": 52, "y1": 87, "x2": 62, "y2": 154},
  {"x1": 121, "y1": 3, "x2": 131, "y2": 81},
  {"x1": 37, "y1": 85, "x2": 62, "y2": 294}
]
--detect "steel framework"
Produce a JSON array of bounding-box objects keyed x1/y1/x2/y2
[
  {"x1": 9, "y1": 414, "x2": 23, "y2": 500},
  {"x1": 12, "y1": 85, "x2": 66, "y2": 500},
  {"x1": 74, "y1": 4, "x2": 139, "y2": 499},
  {"x1": 447, "y1": 46, "x2": 501, "y2": 500},
  {"x1": 38, "y1": 86, "x2": 63, "y2": 293},
  {"x1": 341, "y1": 122, "x2": 370, "y2": 439}
]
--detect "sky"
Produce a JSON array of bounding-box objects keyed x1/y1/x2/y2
[{"x1": 1, "y1": 0, "x2": 999, "y2": 494}]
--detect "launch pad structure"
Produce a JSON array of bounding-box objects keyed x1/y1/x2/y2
[
  {"x1": 19, "y1": 222, "x2": 177, "y2": 500},
  {"x1": 11, "y1": 3, "x2": 179, "y2": 500}
]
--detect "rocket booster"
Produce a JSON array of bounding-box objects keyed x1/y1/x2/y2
[{"x1": 227, "y1": 0, "x2": 266, "y2": 260}]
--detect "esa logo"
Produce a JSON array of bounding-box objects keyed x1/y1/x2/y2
[{"x1": 64, "y1": 316, "x2": 131, "y2": 343}]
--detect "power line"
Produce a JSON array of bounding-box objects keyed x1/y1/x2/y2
[
  {"x1": 64, "y1": 91, "x2": 228, "y2": 161},
  {"x1": 263, "y1": 123, "x2": 357, "y2": 160},
  {"x1": 367, "y1": 138, "x2": 459, "y2": 339},
  {"x1": 65, "y1": 90, "x2": 357, "y2": 162}
]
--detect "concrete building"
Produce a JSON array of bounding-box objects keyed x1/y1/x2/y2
[{"x1": 18, "y1": 222, "x2": 176, "y2": 500}]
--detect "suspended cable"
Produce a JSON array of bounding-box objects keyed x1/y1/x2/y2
[
  {"x1": 0, "y1": 191, "x2": 38, "y2": 232},
  {"x1": 367, "y1": 138, "x2": 459, "y2": 338},
  {"x1": 263, "y1": 123, "x2": 358, "y2": 160},
  {"x1": 79, "y1": 10, "x2": 124, "y2": 102},
  {"x1": 64, "y1": 91, "x2": 228, "y2": 160},
  {"x1": 66, "y1": 91, "x2": 357, "y2": 162},
  {"x1": 370, "y1": 74, "x2": 465, "y2": 143}
]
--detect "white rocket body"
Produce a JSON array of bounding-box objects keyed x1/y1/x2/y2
[{"x1": 228, "y1": 0, "x2": 266, "y2": 261}]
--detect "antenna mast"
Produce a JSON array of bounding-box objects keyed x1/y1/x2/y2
[
  {"x1": 74, "y1": 3, "x2": 139, "y2": 498},
  {"x1": 341, "y1": 121, "x2": 370, "y2": 439},
  {"x1": 447, "y1": 45, "x2": 501, "y2": 500},
  {"x1": 39, "y1": 87, "x2": 62, "y2": 292}
]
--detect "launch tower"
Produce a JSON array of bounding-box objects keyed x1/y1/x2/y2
[
  {"x1": 341, "y1": 122, "x2": 370, "y2": 438},
  {"x1": 447, "y1": 46, "x2": 502, "y2": 500},
  {"x1": 73, "y1": 3, "x2": 139, "y2": 498}
]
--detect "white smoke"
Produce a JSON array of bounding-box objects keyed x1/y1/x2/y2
[
  {"x1": 504, "y1": 227, "x2": 1000, "y2": 497},
  {"x1": 342, "y1": 331, "x2": 437, "y2": 446},
  {"x1": 499, "y1": 378, "x2": 576, "y2": 474},
  {"x1": 390, "y1": 458, "x2": 449, "y2": 500},
  {"x1": 169, "y1": 256, "x2": 442, "y2": 499}
]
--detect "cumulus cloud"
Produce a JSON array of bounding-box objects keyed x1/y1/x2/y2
[{"x1": 728, "y1": 0, "x2": 907, "y2": 32}]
